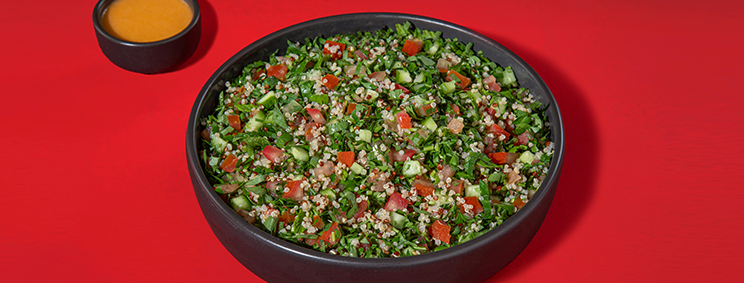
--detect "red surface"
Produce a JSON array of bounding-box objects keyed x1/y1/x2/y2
[{"x1": 1, "y1": 0, "x2": 742, "y2": 282}]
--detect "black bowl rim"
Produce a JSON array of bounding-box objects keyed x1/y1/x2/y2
[
  {"x1": 92, "y1": 0, "x2": 201, "y2": 46},
  {"x1": 186, "y1": 12, "x2": 564, "y2": 267}
]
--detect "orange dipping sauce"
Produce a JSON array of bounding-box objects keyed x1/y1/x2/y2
[{"x1": 101, "y1": 0, "x2": 193, "y2": 43}]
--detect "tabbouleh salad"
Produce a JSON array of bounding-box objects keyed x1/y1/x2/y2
[{"x1": 199, "y1": 22, "x2": 554, "y2": 258}]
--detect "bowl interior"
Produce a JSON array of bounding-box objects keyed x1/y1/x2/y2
[{"x1": 186, "y1": 12, "x2": 564, "y2": 282}]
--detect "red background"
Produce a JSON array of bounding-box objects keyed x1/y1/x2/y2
[{"x1": 2, "y1": 0, "x2": 742, "y2": 282}]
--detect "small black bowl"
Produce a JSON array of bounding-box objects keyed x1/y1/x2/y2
[
  {"x1": 92, "y1": 0, "x2": 201, "y2": 74},
  {"x1": 187, "y1": 13, "x2": 564, "y2": 283}
]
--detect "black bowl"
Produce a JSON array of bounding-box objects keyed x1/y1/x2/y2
[
  {"x1": 92, "y1": 0, "x2": 201, "y2": 74},
  {"x1": 186, "y1": 13, "x2": 564, "y2": 283}
]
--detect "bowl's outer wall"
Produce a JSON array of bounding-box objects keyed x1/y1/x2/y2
[
  {"x1": 187, "y1": 13, "x2": 564, "y2": 283},
  {"x1": 93, "y1": 0, "x2": 201, "y2": 74}
]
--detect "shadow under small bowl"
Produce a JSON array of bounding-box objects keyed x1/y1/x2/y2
[
  {"x1": 92, "y1": 0, "x2": 201, "y2": 74},
  {"x1": 186, "y1": 13, "x2": 565, "y2": 283}
]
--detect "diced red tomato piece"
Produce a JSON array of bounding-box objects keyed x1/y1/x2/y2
[
  {"x1": 515, "y1": 131, "x2": 532, "y2": 146},
  {"x1": 445, "y1": 70, "x2": 471, "y2": 88},
  {"x1": 513, "y1": 198, "x2": 526, "y2": 209},
  {"x1": 322, "y1": 40, "x2": 346, "y2": 60},
  {"x1": 489, "y1": 152, "x2": 508, "y2": 164},
  {"x1": 459, "y1": 196, "x2": 484, "y2": 215},
  {"x1": 488, "y1": 124, "x2": 511, "y2": 139},
  {"x1": 312, "y1": 215, "x2": 324, "y2": 230},
  {"x1": 415, "y1": 104, "x2": 437, "y2": 117},
  {"x1": 278, "y1": 210, "x2": 295, "y2": 224},
  {"x1": 227, "y1": 114, "x2": 241, "y2": 131},
  {"x1": 322, "y1": 74, "x2": 339, "y2": 89},
  {"x1": 282, "y1": 180, "x2": 303, "y2": 201},
  {"x1": 451, "y1": 104, "x2": 461, "y2": 116},
  {"x1": 261, "y1": 145, "x2": 284, "y2": 163},
  {"x1": 345, "y1": 103, "x2": 357, "y2": 115},
  {"x1": 368, "y1": 71, "x2": 387, "y2": 82},
  {"x1": 305, "y1": 122, "x2": 322, "y2": 141},
  {"x1": 220, "y1": 154, "x2": 238, "y2": 172},
  {"x1": 414, "y1": 182, "x2": 435, "y2": 197},
  {"x1": 354, "y1": 199, "x2": 368, "y2": 219},
  {"x1": 396, "y1": 111, "x2": 411, "y2": 129},
  {"x1": 353, "y1": 50, "x2": 368, "y2": 60},
  {"x1": 401, "y1": 39, "x2": 423, "y2": 56},
  {"x1": 252, "y1": 69, "x2": 266, "y2": 81},
  {"x1": 337, "y1": 151, "x2": 355, "y2": 168},
  {"x1": 267, "y1": 64, "x2": 288, "y2": 81},
  {"x1": 306, "y1": 108, "x2": 326, "y2": 124},
  {"x1": 448, "y1": 180, "x2": 464, "y2": 195},
  {"x1": 266, "y1": 181, "x2": 280, "y2": 195},
  {"x1": 320, "y1": 222, "x2": 342, "y2": 246},
  {"x1": 483, "y1": 75, "x2": 501, "y2": 92},
  {"x1": 429, "y1": 220, "x2": 451, "y2": 244},
  {"x1": 390, "y1": 149, "x2": 416, "y2": 162},
  {"x1": 393, "y1": 83, "x2": 410, "y2": 94},
  {"x1": 384, "y1": 192, "x2": 409, "y2": 211}
]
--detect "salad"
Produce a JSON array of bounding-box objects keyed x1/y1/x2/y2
[{"x1": 199, "y1": 22, "x2": 554, "y2": 258}]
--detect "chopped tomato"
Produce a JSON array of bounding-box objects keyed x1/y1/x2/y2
[
  {"x1": 430, "y1": 220, "x2": 451, "y2": 244},
  {"x1": 459, "y1": 196, "x2": 484, "y2": 215},
  {"x1": 396, "y1": 111, "x2": 411, "y2": 129},
  {"x1": 305, "y1": 122, "x2": 322, "y2": 141},
  {"x1": 354, "y1": 199, "x2": 368, "y2": 219},
  {"x1": 515, "y1": 131, "x2": 532, "y2": 146},
  {"x1": 513, "y1": 198, "x2": 526, "y2": 209},
  {"x1": 445, "y1": 70, "x2": 471, "y2": 88},
  {"x1": 401, "y1": 39, "x2": 423, "y2": 56},
  {"x1": 227, "y1": 114, "x2": 241, "y2": 131},
  {"x1": 322, "y1": 40, "x2": 346, "y2": 60},
  {"x1": 488, "y1": 124, "x2": 511, "y2": 139},
  {"x1": 266, "y1": 181, "x2": 280, "y2": 195},
  {"x1": 220, "y1": 154, "x2": 238, "y2": 172},
  {"x1": 322, "y1": 74, "x2": 339, "y2": 89},
  {"x1": 261, "y1": 145, "x2": 284, "y2": 163},
  {"x1": 489, "y1": 152, "x2": 507, "y2": 164},
  {"x1": 353, "y1": 50, "x2": 368, "y2": 60},
  {"x1": 306, "y1": 108, "x2": 326, "y2": 124},
  {"x1": 337, "y1": 151, "x2": 355, "y2": 168},
  {"x1": 384, "y1": 192, "x2": 409, "y2": 211},
  {"x1": 414, "y1": 182, "x2": 435, "y2": 197},
  {"x1": 252, "y1": 69, "x2": 266, "y2": 81},
  {"x1": 415, "y1": 103, "x2": 437, "y2": 117},
  {"x1": 278, "y1": 210, "x2": 295, "y2": 224},
  {"x1": 368, "y1": 71, "x2": 386, "y2": 82},
  {"x1": 267, "y1": 64, "x2": 288, "y2": 81},
  {"x1": 320, "y1": 222, "x2": 342, "y2": 246},
  {"x1": 312, "y1": 215, "x2": 324, "y2": 229},
  {"x1": 345, "y1": 103, "x2": 357, "y2": 115},
  {"x1": 451, "y1": 104, "x2": 461, "y2": 116},
  {"x1": 390, "y1": 149, "x2": 416, "y2": 162},
  {"x1": 393, "y1": 83, "x2": 410, "y2": 94},
  {"x1": 483, "y1": 75, "x2": 501, "y2": 92},
  {"x1": 448, "y1": 180, "x2": 464, "y2": 195},
  {"x1": 282, "y1": 180, "x2": 303, "y2": 201}
]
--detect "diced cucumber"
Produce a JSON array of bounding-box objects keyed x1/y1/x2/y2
[
  {"x1": 429, "y1": 190, "x2": 453, "y2": 206},
  {"x1": 257, "y1": 91, "x2": 276, "y2": 106},
  {"x1": 365, "y1": 89, "x2": 379, "y2": 101},
  {"x1": 319, "y1": 189, "x2": 336, "y2": 199},
  {"x1": 441, "y1": 81, "x2": 456, "y2": 94},
  {"x1": 389, "y1": 211, "x2": 407, "y2": 229},
  {"x1": 282, "y1": 100, "x2": 302, "y2": 115},
  {"x1": 413, "y1": 72, "x2": 425, "y2": 83},
  {"x1": 211, "y1": 135, "x2": 228, "y2": 151},
  {"x1": 231, "y1": 195, "x2": 250, "y2": 210},
  {"x1": 396, "y1": 69, "x2": 412, "y2": 84},
  {"x1": 244, "y1": 111, "x2": 264, "y2": 132},
  {"x1": 358, "y1": 129, "x2": 372, "y2": 143},
  {"x1": 520, "y1": 151, "x2": 535, "y2": 164},
  {"x1": 401, "y1": 160, "x2": 422, "y2": 177},
  {"x1": 465, "y1": 185, "x2": 481, "y2": 198},
  {"x1": 468, "y1": 89, "x2": 483, "y2": 102},
  {"x1": 392, "y1": 61, "x2": 403, "y2": 69},
  {"x1": 422, "y1": 117, "x2": 437, "y2": 132},
  {"x1": 290, "y1": 147, "x2": 309, "y2": 161},
  {"x1": 350, "y1": 162, "x2": 364, "y2": 174},
  {"x1": 426, "y1": 43, "x2": 439, "y2": 55}
]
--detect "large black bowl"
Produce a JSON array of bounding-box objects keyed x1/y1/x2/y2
[{"x1": 186, "y1": 13, "x2": 564, "y2": 283}]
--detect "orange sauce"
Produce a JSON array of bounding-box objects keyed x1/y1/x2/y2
[{"x1": 101, "y1": 0, "x2": 193, "y2": 43}]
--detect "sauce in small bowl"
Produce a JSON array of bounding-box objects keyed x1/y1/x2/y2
[{"x1": 92, "y1": 0, "x2": 201, "y2": 74}]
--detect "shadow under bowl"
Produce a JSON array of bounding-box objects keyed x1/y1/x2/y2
[
  {"x1": 186, "y1": 12, "x2": 565, "y2": 283},
  {"x1": 92, "y1": 0, "x2": 201, "y2": 74}
]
